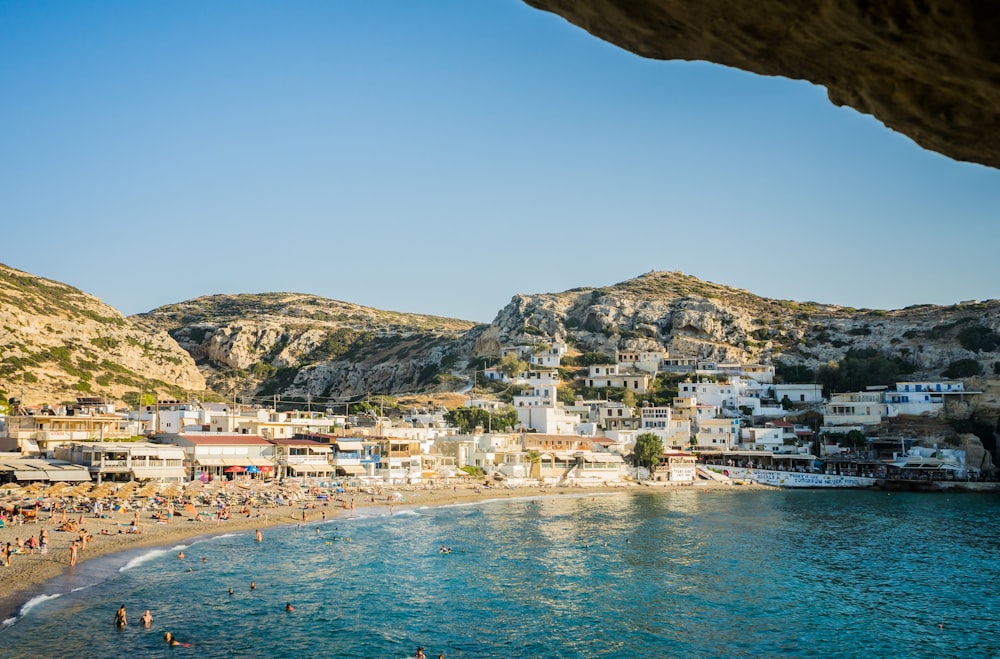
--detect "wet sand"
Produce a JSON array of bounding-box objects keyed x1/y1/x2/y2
[{"x1": 0, "y1": 479, "x2": 760, "y2": 621}]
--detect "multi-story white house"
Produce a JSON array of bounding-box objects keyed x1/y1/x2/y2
[
  {"x1": 659, "y1": 356, "x2": 699, "y2": 373},
  {"x1": 678, "y1": 380, "x2": 740, "y2": 410},
  {"x1": 671, "y1": 397, "x2": 719, "y2": 429},
  {"x1": 693, "y1": 418, "x2": 741, "y2": 449},
  {"x1": 822, "y1": 392, "x2": 896, "y2": 428},
  {"x1": 269, "y1": 438, "x2": 335, "y2": 480},
  {"x1": 586, "y1": 365, "x2": 650, "y2": 393},
  {"x1": 1, "y1": 409, "x2": 134, "y2": 456},
  {"x1": 529, "y1": 342, "x2": 568, "y2": 368},
  {"x1": 435, "y1": 432, "x2": 523, "y2": 470},
  {"x1": 880, "y1": 381, "x2": 977, "y2": 417},
  {"x1": 616, "y1": 349, "x2": 666, "y2": 374},
  {"x1": 171, "y1": 433, "x2": 276, "y2": 481},
  {"x1": 740, "y1": 364, "x2": 776, "y2": 384},
  {"x1": 596, "y1": 402, "x2": 639, "y2": 431},
  {"x1": 637, "y1": 406, "x2": 692, "y2": 448},
  {"x1": 57, "y1": 441, "x2": 187, "y2": 484},
  {"x1": 739, "y1": 426, "x2": 784, "y2": 452}
]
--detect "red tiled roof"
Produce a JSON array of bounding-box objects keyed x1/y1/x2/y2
[{"x1": 269, "y1": 438, "x2": 328, "y2": 446}]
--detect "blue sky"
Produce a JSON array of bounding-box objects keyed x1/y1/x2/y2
[{"x1": 3, "y1": 1, "x2": 999, "y2": 323}]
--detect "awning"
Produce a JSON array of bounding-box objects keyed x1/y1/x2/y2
[
  {"x1": 289, "y1": 463, "x2": 334, "y2": 474},
  {"x1": 45, "y1": 469, "x2": 91, "y2": 482},
  {"x1": 132, "y1": 467, "x2": 188, "y2": 480},
  {"x1": 335, "y1": 441, "x2": 364, "y2": 452},
  {"x1": 224, "y1": 466, "x2": 246, "y2": 473},
  {"x1": 221, "y1": 458, "x2": 252, "y2": 466},
  {"x1": 195, "y1": 458, "x2": 225, "y2": 467},
  {"x1": 14, "y1": 470, "x2": 49, "y2": 481},
  {"x1": 247, "y1": 458, "x2": 276, "y2": 467},
  {"x1": 338, "y1": 465, "x2": 365, "y2": 475}
]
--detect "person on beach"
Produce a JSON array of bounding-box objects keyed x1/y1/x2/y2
[
  {"x1": 114, "y1": 605, "x2": 127, "y2": 627},
  {"x1": 39, "y1": 528, "x2": 48, "y2": 554},
  {"x1": 141, "y1": 609, "x2": 153, "y2": 626},
  {"x1": 69, "y1": 540, "x2": 78, "y2": 567}
]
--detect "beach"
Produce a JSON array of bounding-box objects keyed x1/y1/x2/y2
[{"x1": 0, "y1": 478, "x2": 759, "y2": 624}]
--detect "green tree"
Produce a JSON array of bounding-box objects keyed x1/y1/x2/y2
[
  {"x1": 498, "y1": 355, "x2": 527, "y2": 378},
  {"x1": 942, "y1": 358, "x2": 983, "y2": 378},
  {"x1": 578, "y1": 352, "x2": 615, "y2": 366},
  {"x1": 445, "y1": 406, "x2": 519, "y2": 433},
  {"x1": 633, "y1": 432, "x2": 664, "y2": 476}
]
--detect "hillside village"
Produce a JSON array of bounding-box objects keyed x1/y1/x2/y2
[{"x1": 1, "y1": 339, "x2": 994, "y2": 491}]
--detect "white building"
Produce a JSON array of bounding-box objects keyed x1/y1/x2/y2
[
  {"x1": 823, "y1": 392, "x2": 896, "y2": 427},
  {"x1": 772, "y1": 383, "x2": 824, "y2": 405},
  {"x1": 739, "y1": 426, "x2": 784, "y2": 452},
  {"x1": 530, "y1": 342, "x2": 567, "y2": 368},
  {"x1": 694, "y1": 418, "x2": 741, "y2": 450}
]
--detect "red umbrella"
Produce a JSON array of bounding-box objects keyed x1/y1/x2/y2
[{"x1": 224, "y1": 466, "x2": 246, "y2": 473}]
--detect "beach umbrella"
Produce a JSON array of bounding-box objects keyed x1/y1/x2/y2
[{"x1": 136, "y1": 483, "x2": 160, "y2": 498}]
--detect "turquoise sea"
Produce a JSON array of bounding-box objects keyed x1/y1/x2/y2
[{"x1": 1, "y1": 490, "x2": 998, "y2": 658}]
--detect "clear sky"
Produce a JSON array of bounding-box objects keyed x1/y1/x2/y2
[{"x1": 3, "y1": 1, "x2": 999, "y2": 324}]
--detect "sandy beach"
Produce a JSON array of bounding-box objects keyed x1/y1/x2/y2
[{"x1": 0, "y1": 478, "x2": 762, "y2": 623}]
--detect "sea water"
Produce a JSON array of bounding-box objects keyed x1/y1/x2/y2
[{"x1": 1, "y1": 490, "x2": 998, "y2": 658}]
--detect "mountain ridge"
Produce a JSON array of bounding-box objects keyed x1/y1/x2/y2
[{"x1": 3, "y1": 265, "x2": 1000, "y2": 406}]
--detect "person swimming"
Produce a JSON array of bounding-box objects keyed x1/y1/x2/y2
[
  {"x1": 114, "y1": 605, "x2": 127, "y2": 627},
  {"x1": 140, "y1": 609, "x2": 152, "y2": 627},
  {"x1": 164, "y1": 632, "x2": 184, "y2": 646},
  {"x1": 285, "y1": 602, "x2": 294, "y2": 612}
]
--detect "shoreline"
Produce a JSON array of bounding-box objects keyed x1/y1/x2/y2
[{"x1": 0, "y1": 480, "x2": 756, "y2": 624}]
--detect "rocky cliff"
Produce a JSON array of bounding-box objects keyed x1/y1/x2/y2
[
  {"x1": 482, "y1": 270, "x2": 1000, "y2": 380},
  {"x1": 524, "y1": 0, "x2": 1000, "y2": 169},
  {"x1": 5, "y1": 266, "x2": 999, "y2": 408},
  {"x1": 0, "y1": 263, "x2": 206, "y2": 405},
  {"x1": 136, "y1": 293, "x2": 479, "y2": 404}
]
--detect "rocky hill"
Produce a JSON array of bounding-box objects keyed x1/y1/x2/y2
[
  {"x1": 136, "y1": 293, "x2": 479, "y2": 405},
  {"x1": 478, "y1": 270, "x2": 1000, "y2": 381},
  {"x1": 0, "y1": 263, "x2": 206, "y2": 406},
  {"x1": 4, "y1": 266, "x2": 999, "y2": 408}
]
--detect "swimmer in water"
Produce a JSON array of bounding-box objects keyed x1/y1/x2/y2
[
  {"x1": 285, "y1": 602, "x2": 294, "y2": 612},
  {"x1": 177, "y1": 551, "x2": 185, "y2": 560},
  {"x1": 140, "y1": 609, "x2": 153, "y2": 626},
  {"x1": 114, "y1": 605, "x2": 127, "y2": 627},
  {"x1": 164, "y1": 632, "x2": 182, "y2": 646},
  {"x1": 250, "y1": 580, "x2": 256, "y2": 590}
]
